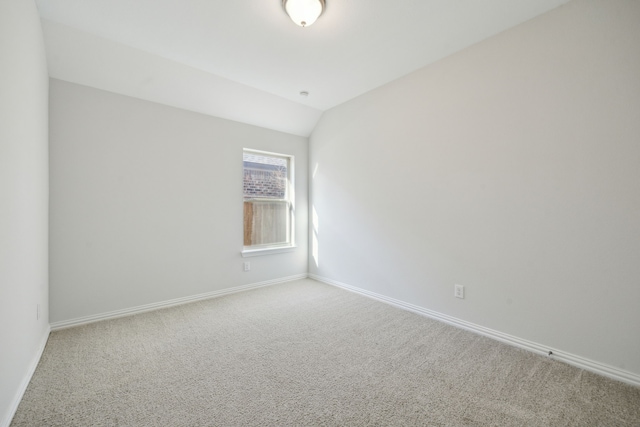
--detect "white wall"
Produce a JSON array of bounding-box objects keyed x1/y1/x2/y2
[
  {"x1": 49, "y1": 79, "x2": 308, "y2": 323},
  {"x1": 310, "y1": 0, "x2": 640, "y2": 377},
  {"x1": 0, "y1": 1, "x2": 50, "y2": 425}
]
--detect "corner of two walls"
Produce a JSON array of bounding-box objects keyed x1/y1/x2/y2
[{"x1": 309, "y1": 0, "x2": 640, "y2": 378}]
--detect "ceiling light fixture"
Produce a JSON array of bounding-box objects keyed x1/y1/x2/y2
[{"x1": 282, "y1": 0, "x2": 325, "y2": 27}]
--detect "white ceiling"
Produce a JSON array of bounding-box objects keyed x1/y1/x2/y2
[{"x1": 36, "y1": 0, "x2": 569, "y2": 136}]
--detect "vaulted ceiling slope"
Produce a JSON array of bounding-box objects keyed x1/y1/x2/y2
[{"x1": 36, "y1": 0, "x2": 569, "y2": 137}]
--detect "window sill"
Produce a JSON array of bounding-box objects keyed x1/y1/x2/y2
[{"x1": 241, "y1": 245, "x2": 297, "y2": 258}]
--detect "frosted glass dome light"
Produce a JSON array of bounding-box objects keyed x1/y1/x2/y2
[{"x1": 283, "y1": 0, "x2": 325, "y2": 27}]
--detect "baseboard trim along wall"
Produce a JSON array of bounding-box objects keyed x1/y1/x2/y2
[
  {"x1": 50, "y1": 274, "x2": 308, "y2": 331},
  {"x1": 2, "y1": 327, "x2": 50, "y2": 427},
  {"x1": 309, "y1": 274, "x2": 640, "y2": 388}
]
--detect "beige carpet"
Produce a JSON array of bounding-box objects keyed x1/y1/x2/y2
[{"x1": 11, "y1": 279, "x2": 640, "y2": 426}]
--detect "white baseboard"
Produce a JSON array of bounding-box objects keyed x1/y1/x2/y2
[
  {"x1": 50, "y1": 274, "x2": 308, "y2": 331},
  {"x1": 2, "y1": 326, "x2": 50, "y2": 427},
  {"x1": 309, "y1": 273, "x2": 640, "y2": 388}
]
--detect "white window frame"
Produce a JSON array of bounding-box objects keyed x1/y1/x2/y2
[{"x1": 241, "y1": 148, "x2": 296, "y2": 257}]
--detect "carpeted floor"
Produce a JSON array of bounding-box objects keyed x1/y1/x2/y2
[{"x1": 11, "y1": 279, "x2": 640, "y2": 426}]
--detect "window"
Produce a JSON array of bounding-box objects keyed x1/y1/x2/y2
[{"x1": 242, "y1": 149, "x2": 295, "y2": 256}]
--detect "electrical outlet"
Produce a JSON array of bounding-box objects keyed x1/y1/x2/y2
[
  {"x1": 243, "y1": 261, "x2": 250, "y2": 272},
  {"x1": 454, "y1": 284, "x2": 464, "y2": 299}
]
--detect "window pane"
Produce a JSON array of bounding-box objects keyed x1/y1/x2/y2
[
  {"x1": 243, "y1": 200, "x2": 289, "y2": 246},
  {"x1": 243, "y1": 151, "x2": 292, "y2": 248},
  {"x1": 243, "y1": 153, "x2": 287, "y2": 199}
]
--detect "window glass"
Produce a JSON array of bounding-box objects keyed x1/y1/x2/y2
[{"x1": 243, "y1": 150, "x2": 293, "y2": 249}]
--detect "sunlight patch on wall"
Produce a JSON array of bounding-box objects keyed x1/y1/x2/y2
[{"x1": 312, "y1": 205, "x2": 319, "y2": 267}]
